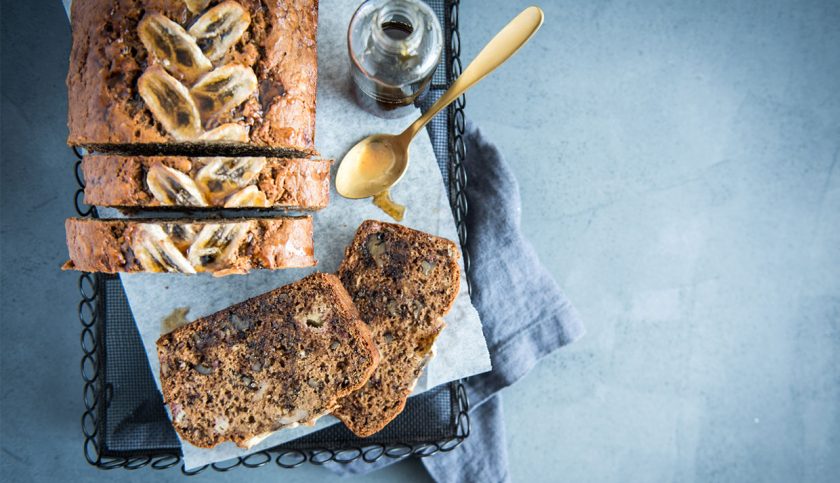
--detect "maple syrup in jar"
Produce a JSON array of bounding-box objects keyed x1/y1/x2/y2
[{"x1": 348, "y1": 0, "x2": 443, "y2": 118}]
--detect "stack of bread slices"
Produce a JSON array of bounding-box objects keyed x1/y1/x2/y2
[
  {"x1": 64, "y1": 0, "x2": 464, "y2": 447},
  {"x1": 157, "y1": 221, "x2": 461, "y2": 447}
]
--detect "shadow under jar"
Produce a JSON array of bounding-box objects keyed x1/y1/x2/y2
[{"x1": 348, "y1": 0, "x2": 443, "y2": 118}]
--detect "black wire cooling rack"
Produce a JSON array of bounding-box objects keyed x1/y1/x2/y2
[{"x1": 74, "y1": 0, "x2": 472, "y2": 473}]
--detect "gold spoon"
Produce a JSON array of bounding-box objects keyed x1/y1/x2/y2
[{"x1": 335, "y1": 6, "x2": 545, "y2": 217}]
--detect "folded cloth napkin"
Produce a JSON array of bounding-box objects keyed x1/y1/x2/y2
[{"x1": 327, "y1": 122, "x2": 585, "y2": 481}]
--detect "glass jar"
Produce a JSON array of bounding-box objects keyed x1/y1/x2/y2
[{"x1": 348, "y1": 0, "x2": 443, "y2": 118}]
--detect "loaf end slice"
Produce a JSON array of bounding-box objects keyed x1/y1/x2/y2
[
  {"x1": 156, "y1": 273, "x2": 379, "y2": 449},
  {"x1": 334, "y1": 220, "x2": 461, "y2": 437},
  {"x1": 63, "y1": 217, "x2": 315, "y2": 275}
]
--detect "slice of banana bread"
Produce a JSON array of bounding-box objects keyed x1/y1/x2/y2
[
  {"x1": 156, "y1": 273, "x2": 379, "y2": 448},
  {"x1": 82, "y1": 155, "x2": 331, "y2": 210},
  {"x1": 63, "y1": 216, "x2": 314, "y2": 275},
  {"x1": 334, "y1": 220, "x2": 461, "y2": 437}
]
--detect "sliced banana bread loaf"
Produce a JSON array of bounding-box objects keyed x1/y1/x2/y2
[
  {"x1": 82, "y1": 155, "x2": 330, "y2": 210},
  {"x1": 157, "y1": 273, "x2": 379, "y2": 448},
  {"x1": 63, "y1": 216, "x2": 314, "y2": 275},
  {"x1": 334, "y1": 220, "x2": 461, "y2": 437}
]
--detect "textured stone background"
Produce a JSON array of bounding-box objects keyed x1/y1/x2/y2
[{"x1": 2, "y1": 0, "x2": 838, "y2": 481}]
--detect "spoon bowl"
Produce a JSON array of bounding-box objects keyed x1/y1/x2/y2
[{"x1": 335, "y1": 133, "x2": 408, "y2": 199}]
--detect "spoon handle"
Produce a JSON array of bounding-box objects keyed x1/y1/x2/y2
[{"x1": 400, "y1": 6, "x2": 544, "y2": 143}]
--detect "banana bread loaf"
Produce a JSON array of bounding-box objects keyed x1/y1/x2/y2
[
  {"x1": 67, "y1": 0, "x2": 318, "y2": 156},
  {"x1": 334, "y1": 220, "x2": 461, "y2": 437},
  {"x1": 63, "y1": 216, "x2": 314, "y2": 275},
  {"x1": 82, "y1": 155, "x2": 330, "y2": 209},
  {"x1": 157, "y1": 272, "x2": 379, "y2": 448}
]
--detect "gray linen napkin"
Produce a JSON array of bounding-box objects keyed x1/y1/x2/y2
[{"x1": 328, "y1": 122, "x2": 585, "y2": 481}]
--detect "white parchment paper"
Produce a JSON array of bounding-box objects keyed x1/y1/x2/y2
[{"x1": 66, "y1": 0, "x2": 491, "y2": 470}]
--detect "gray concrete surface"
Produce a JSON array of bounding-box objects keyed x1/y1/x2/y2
[{"x1": 2, "y1": 0, "x2": 839, "y2": 482}]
